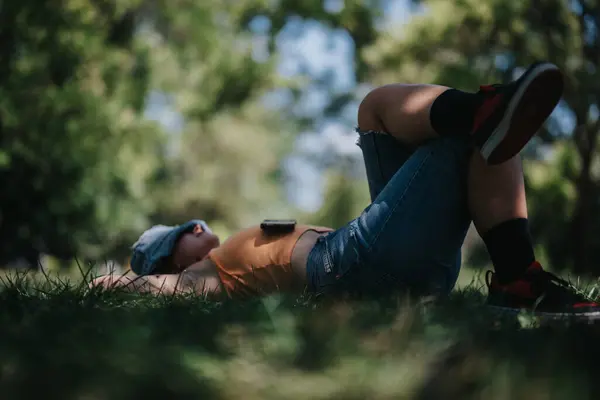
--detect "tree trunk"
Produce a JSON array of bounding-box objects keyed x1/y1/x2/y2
[
  {"x1": 571, "y1": 123, "x2": 599, "y2": 274},
  {"x1": 571, "y1": 150, "x2": 593, "y2": 274}
]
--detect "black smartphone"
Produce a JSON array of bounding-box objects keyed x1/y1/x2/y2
[{"x1": 260, "y1": 219, "x2": 297, "y2": 234}]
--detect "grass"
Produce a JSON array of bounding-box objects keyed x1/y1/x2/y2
[{"x1": 0, "y1": 267, "x2": 599, "y2": 400}]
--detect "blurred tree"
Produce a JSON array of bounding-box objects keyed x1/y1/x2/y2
[
  {"x1": 231, "y1": 0, "x2": 384, "y2": 231},
  {"x1": 237, "y1": 0, "x2": 382, "y2": 82},
  {"x1": 364, "y1": 0, "x2": 600, "y2": 274},
  {"x1": 0, "y1": 0, "x2": 386, "y2": 268},
  {"x1": 307, "y1": 171, "x2": 370, "y2": 229},
  {"x1": 140, "y1": 0, "x2": 384, "y2": 234},
  {"x1": 0, "y1": 0, "x2": 164, "y2": 267},
  {"x1": 134, "y1": 0, "x2": 299, "y2": 235}
]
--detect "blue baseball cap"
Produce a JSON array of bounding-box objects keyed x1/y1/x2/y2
[{"x1": 130, "y1": 219, "x2": 212, "y2": 275}]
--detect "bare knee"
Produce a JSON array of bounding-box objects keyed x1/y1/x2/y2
[
  {"x1": 357, "y1": 85, "x2": 394, "y2": 132},
  {"x1": 357, "y1": 83, "x2": 449, "y2": 141}
]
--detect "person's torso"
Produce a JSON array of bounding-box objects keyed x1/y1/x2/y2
[{"x1": 208, "y1": 224, "x2": 332, "y2": 297}]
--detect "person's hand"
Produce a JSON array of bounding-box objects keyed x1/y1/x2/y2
[{"x1": 88, "y1": 275, "x2": 118, "y2": 290}]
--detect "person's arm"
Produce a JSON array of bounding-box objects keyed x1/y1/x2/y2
[
  {"x1": 89, "y1": 259, "x2": 224, "y2": 299},
  {"x1": 90, "y1": 273, "x2": 182, "y2": 295}
]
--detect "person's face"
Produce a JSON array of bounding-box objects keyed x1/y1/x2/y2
[{"x1": 170, "y1": 224, "x2": 220, "y2": 271}]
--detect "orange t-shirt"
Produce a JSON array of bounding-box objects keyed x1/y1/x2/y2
[{"x1": 208, "y1": 224, "x2": 332, "y2": 298}]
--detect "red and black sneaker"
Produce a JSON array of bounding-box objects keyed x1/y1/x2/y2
[
  {"x1": 486, "y1": 261, "x2": 600, "y2": 319},
  {"x1": 471, "y1": 62, "x2": 564, "y2": 165}
]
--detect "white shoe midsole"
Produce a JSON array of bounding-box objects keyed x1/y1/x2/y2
[{"x1": 480, "y1": 63, "x2": 558, "y2": 161}]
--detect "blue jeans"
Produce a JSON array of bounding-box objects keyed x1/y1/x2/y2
[{"x1": 306, "y1": 130, "x2": 473, "y2": 296}]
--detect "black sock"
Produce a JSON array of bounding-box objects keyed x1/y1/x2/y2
[
  {"x1": 482, "y1": 218, "x2": 536, "y2": 284},
  {"x1": 429, "y1": 89, "x2": 483, "y2": 136}
]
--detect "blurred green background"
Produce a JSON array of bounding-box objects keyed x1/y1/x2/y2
[
  {"x1": 1, "y1": 0, "x2": 599, "y2": 279},
  {"x1": 3, "y1": 2, "x2": 600, "y2": 399}
]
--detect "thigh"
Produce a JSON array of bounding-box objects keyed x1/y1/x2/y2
[
  {"x1": 358, "y1": 136, "x2": 473, "y2": 294},
  {"x1": 356, "y1": 128, "x2": 415, "y2": 201},
  {"x1": 308, "y1": 136, "x2": 473, "y2": 297}
]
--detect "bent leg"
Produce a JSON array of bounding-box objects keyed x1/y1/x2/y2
[
  {"x1": 308, "y1": 137, "x2": 533, "y2": 297},
  {"x1": 309, "y1": 67, "x2": 562, "y2": 296},
  {"x1": 359, "y1": 79, "x2": 541, "y2": 284},
  {"x1": 359, "y1": 63, "x2": 563, "y2": 165},
  {"x1": 308, "y1": 85, "x2": 540, "y2": 296},
  {"x1": 308, "y1": 136, "x2": 472, "y2": 296},
  {"x1": 356, "y1": 84, "x2": 450, "y2": 202},
  {"x1": 334, "y1": 85, "x2": 472, "y2": 296},
  {"x1": 357, "y1": 128, "x2": 415, "y2": 201},
  {"x1": 469, "y1": 153, "x2": 535, "y2": 283}
]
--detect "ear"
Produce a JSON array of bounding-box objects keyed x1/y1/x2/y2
[{"x1": 192, "y1": 224, "x2": 203, "y2": 235}]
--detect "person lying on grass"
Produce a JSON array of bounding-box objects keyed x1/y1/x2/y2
[{"x1": 91, "y1": 62, "x2": 600, "y2": 318}]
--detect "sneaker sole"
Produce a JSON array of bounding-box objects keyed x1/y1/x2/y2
[
  {"x1": 480, "y1": 63, "x2": 564, "y2": 165},
  {"x1": 488, "y1": 305, "x2": 600, "y2": 321}
]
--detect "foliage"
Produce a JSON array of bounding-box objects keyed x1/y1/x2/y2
[
  {"x1": 307, "y1": 172, "x2": 371, "y2": 229},
  {"x1": 0, "y1": 0, "x2": 385, "y2": 267},
  {"x1": 0, "y1": 0, "x2": 164, "y2": 265}
]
